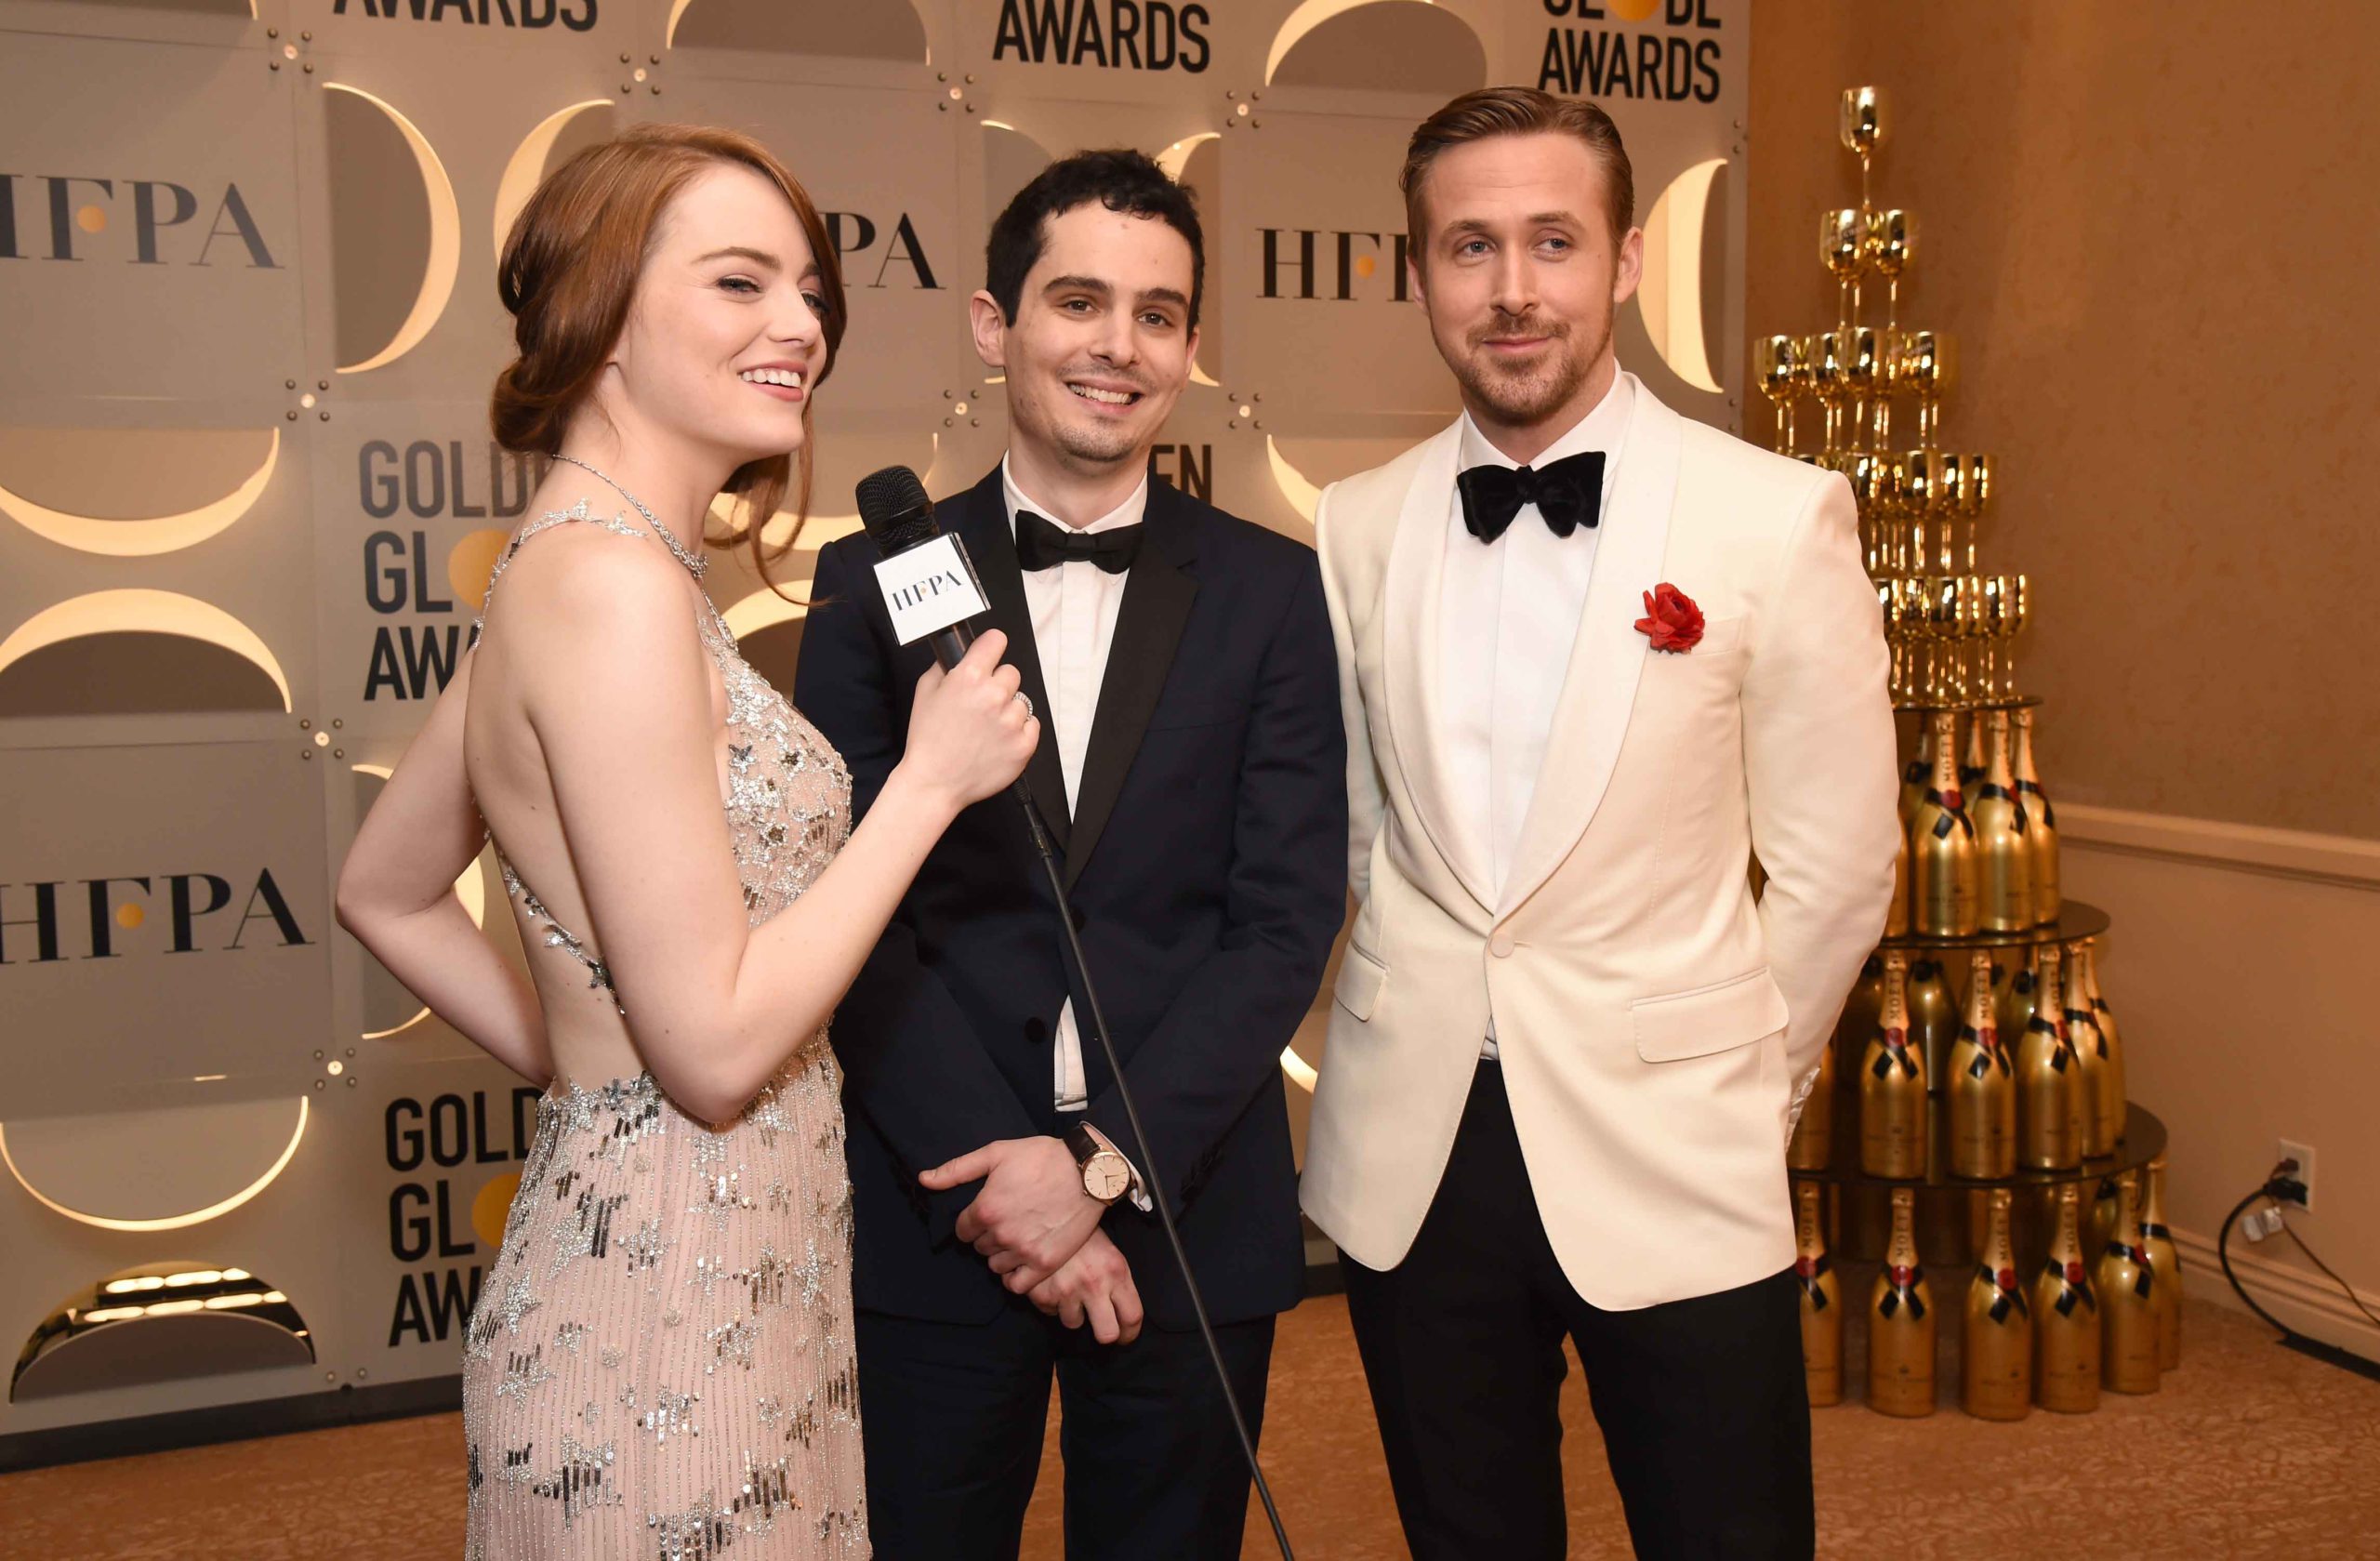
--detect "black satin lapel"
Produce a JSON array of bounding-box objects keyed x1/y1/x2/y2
[
  {"x1": 1064, "y1": 541, "x2": 1197, "y2": 893},
  {"x1": 960, "y1": 482, "x2": 1071, "y2": 850}
]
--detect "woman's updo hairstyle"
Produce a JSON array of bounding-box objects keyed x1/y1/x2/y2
[{"x1": 493, "y1": 123, "x2": 846, "y2": 588}]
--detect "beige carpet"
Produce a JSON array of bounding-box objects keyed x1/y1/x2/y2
[{"x1": 5, "y1": 1294, "x2": 2376, "y2": 1558}]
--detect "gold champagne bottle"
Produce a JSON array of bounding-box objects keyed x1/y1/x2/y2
[
  {"x1": 1959, "y1": 708, "x2": 1987, "y2": 789},
  {"x1": 1911, "y1": 710, "x2": 1980, "y2": 935},
  {"x1": 2096, "y1": 1171, "x2": 2161, "y2": 1394},
  {"x1": 1835, "y1": 954, "x2": 1885, "y2": 1081},
  {"x1": 2074, "y1": 940, "x2": 2126, "y2": 1151},
  {"x1": 1994, "y1": 948, "x2": 2038, "y2": 1052},
  {"x1": 1868, "y1": 1187, "x2": 1936, "y2": 1417},
  {"x1": 1949, "y1": 950, "x2": 2016, "y2": 1178},
  {"x1": 1860, "y1": 951, "x2": 1926, "y2": 1178},
  {"x1": 2031, "y1": 1182, "x2": 2101, "y2": 1412},
  {"x1": 1794, "y1": 1181, "x2": 1843, "y2": 1407},
  {"x1": 1963, "y1": 1188, "x2": 2031, "y2": 1421},
  {"x1": 2013, "y1": 708, "x2": 2060, "y2": 924},
  {"x1": 1907, "y1": 956, "x2": 1961, "y2": 1093},
  {"x1": 2064, "y1": 942, "x2": 2115, "y2": 1157},
  {"x1": 1787, "y1": 1033, "x2": 1834, "y2": 1171},
  {"x1": 2140, "y1": 1152, "x2": 2182, "y2": 1370},
  {"x1": 2086, "y1": 1175, "x2": 2121, "y2": 1277},
  {"x1": 1899, "y1": 719, "x2": 1936, "y2": 834},
  {"x1": 2015, "y1": 944, "x2": 2082, "y2": 1170},
  {"x1": 1886, "y1": 827, "x2": 1911, "y2": 937},
  {"x1": 1971, "y1": 711, "x2": 2036, "y2": 933}
]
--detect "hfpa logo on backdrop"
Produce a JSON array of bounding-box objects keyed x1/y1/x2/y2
[
  {"x1": 0, "y1": 873, "x2": 311, "y2": 964},
  {"x1": 0, "y1": 175, "x2": 278, "y2": 266}
]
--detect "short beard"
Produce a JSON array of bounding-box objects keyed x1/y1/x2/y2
[{"x1": 1456, "y1": 337, "x2": 1594, "y2": 430}]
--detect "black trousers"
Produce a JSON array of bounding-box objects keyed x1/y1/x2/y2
[
  {"x1": 856, "y1": 1299, "x2": 1275, "y2": 1561},
  {"x1": 1342, "y1": 1062, "x2": 1816, "y2": 1560}
]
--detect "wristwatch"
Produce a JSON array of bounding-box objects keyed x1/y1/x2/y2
[{"x1": 1064, "y1": 1122, "x2": 1136, "y2": 1206}]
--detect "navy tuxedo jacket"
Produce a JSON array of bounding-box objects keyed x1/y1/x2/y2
[{"x1": 794, "y1": 465, "x2": 1345, "y2": 1330}]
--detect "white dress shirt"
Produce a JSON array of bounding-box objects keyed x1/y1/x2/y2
[
  {"x1": 1440, "y1": 370, "x2": 1633, "y2": 1057},
  {"x1": 1003, "y1": 456, "x2": 1144, "y2": 1112}
]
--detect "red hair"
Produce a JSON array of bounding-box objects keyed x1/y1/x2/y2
[{"x1": 492, "y1": 123, "x2": 846, "y2": 589}]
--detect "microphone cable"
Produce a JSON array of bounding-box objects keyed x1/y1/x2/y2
[{"x1": 1012, "y1": 796, "x2": 1297, "y2": 1560}]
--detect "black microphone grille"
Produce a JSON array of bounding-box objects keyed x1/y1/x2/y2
[{"x1": 854, "y1": 466, "x2": 939, "y2": 552}]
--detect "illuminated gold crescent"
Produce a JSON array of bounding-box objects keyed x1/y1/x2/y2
[
  {"x1": 0, "y1": 430, "x2": 277, "y2": 557},
  {"x1": 0, "y1": 1100, "x2": 309, "y2": 1234},
  {"x1": 493, "y1": 99, "x2": 614, "y2": 266},
  {"x1": 1266, "y1": 0, "x2": 1449, "y2": 85},
  {"x1": 1635, "y1": 157, "x2": 1729, "y2": 394},
  {"x1": 327, "y1": 84, "x2": 461, "y2": 377},
  {"x1": 0, "y1": 589, "x2": 292, "y2": 711}
]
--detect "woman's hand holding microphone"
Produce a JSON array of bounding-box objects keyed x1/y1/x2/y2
[{"x1": 892, "y1": 629, "x2": 1039, "y2": 819}]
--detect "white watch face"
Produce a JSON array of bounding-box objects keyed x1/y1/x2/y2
[{"x1": 1086, "y1": 1155, "x2": 1131, "y2": 1201}]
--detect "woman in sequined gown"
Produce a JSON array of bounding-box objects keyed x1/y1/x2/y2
[{"x1": 337, "y1": 126, "x2": 1038, "y2": 1560}]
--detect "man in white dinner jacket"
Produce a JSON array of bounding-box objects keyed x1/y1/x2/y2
[{"x1": 1302, "y1": 86, "x2": 1898, "y2": 1559}]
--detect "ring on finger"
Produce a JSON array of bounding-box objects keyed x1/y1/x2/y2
[{"x1": 1012, "y1": 691, "x2": 1034, "y2": 719}]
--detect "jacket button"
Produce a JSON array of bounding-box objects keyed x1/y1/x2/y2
[
  {"x1": 1070, "y1": 905, "x2": 1088, "y2": 933},
  {"x1": 1025, "y1": 1017, "x2": 1050, "y2": 1044},
  {"x1": 1489, "y1": 933, "x2": 1516, "y2": 959}
]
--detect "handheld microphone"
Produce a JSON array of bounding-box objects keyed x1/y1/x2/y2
[
  {"x1": 853, "y1": 465, "x2": 992, "y2": 672},
  {"x1": 853, "y1": 466, "x2": 1296, "y2": 1561}
]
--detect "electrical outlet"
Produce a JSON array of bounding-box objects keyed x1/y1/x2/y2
[{"x1": 2277, "y1": 1138, "x2": 2316, "y2": 1211}]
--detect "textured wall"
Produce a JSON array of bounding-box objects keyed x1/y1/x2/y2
[{"x1": 1746, "y1": 0, "x2": 2380, "y2": 839}]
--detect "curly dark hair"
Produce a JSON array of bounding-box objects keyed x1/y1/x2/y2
[{"x1": 985, "y1": 148, "x2": 1203, "y2": 328}]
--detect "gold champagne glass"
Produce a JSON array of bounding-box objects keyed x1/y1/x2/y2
[
  {"x1": 1879, "y1": 579, "x2": 1905, "y2": 700},
  {"x1": 1899, "y1": 448, "x2": 1938, "y2": 576},
  {"x1": 1961, "y1": 452, "x2": 1994, "y2": 571},
  {"x1": 1843, "y1": 326, "x2": 1882, "y2": 451},
  {"x1": 1937, "y1": 454, "x2": 1968, "y2": 575},
  {"x1": 1903, "y1": 330, "x2": 1956, "y2": 445},
  {"x1": 1756, "y1": 335, "x2": 1800, "y2": 454},
  {"x1": 1884, "y1": 577, "x2": 1923, "y2": 699},
  {"x1": 1958, "y1": 574, "x2": 1989, "y2": 704},
  {"x1": 1840, "y1": 86, "x2": 1888, "y2": 211},
  {"x1": 1869, "y1": 208, "x2": 1915, "y2": 327},
  {"x1": 1812, "y1": 329, "x2": 1852, "y2": 454},
  {"x1": 1820, "y1": 207, "x2": 1864, "y2": 326},
  {"x1": 2003, "y1": 573, "x2": 2030, "y2": 697},
  {"x1": 1928, "y1": 575, "x2": 1963, "y2": 703},
  {"x1": 1979, "y1": 574, "x2": 2008, "y2": 696}
]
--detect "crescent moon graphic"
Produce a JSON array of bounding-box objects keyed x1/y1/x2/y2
[
  {"x1": 0, "y1": 429, "x2": 278, "y2": 557},
  {"x1": 0, "y1": 1099, "x2": 309, "y2": 1234},
  {"x1": 1635, "y1": 157, "x2": 1729, "y2": 394},
  {"x1": 0, "y1": 589, "x2": 292, "y2": 711},
  {"x1": 493, "y1": 99, "x2": 615, "y2": 266},
  {"x1": 326, "y1": 84, "x2": 461, "y2": 377},
  {"x1": 1266, "y1": 0, "x2": 1451, "y2": 85},
  {"x1": 1265, "y1": 437, "x2": 1324, "y2": 525}
]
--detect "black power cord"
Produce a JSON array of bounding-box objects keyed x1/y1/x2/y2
[
  {"x1": 1019, "y1": 803, "x2": 1296, "y2": 1560},
  {"x1": 2216, "y1": 1165, "x2": 2380, "y2": 1384}
]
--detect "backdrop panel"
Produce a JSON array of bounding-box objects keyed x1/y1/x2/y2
[{"x1": 1, "y1": 0, "x2": 1754, "y2": 1446}]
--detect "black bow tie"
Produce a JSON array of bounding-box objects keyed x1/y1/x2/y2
[
  {"x1": 1456, "y1": 449, "x2": 1606, "y2": 543},
  {"x1": 1014, "y1": 510, "x2": 1141, "y2": 574}
]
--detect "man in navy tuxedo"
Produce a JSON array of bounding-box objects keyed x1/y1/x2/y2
[{"x1": 794, "y1": 150, "x2": 1344, "y2": 1561}]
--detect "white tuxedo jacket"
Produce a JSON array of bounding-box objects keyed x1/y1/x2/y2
[{"x1": 1301, "y1": 376, "x2": 1898, "y2": 1311}]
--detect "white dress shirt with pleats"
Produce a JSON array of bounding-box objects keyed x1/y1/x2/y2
[
  {"x1": 1439, "y1": 371, "x2": 1633, "y2": 1058},
  {"x1": 1003, "y1": 456, "x2": 1147, "y2": 1111}
]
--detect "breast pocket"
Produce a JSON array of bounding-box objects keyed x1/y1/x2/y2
[{"x1": 1631, "y1": 966, "x2": 1789, "y2": 1063}]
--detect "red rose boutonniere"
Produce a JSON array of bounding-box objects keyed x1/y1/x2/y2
[{"x1": 1635, "y1": 583, "x2": 1704, "y2": 653}]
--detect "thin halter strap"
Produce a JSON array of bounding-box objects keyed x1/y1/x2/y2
[{"x1": 470, "y1": 499, "x2": 649, "y2": 636}]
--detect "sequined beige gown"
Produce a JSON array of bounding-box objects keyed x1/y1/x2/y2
[{"x1": 460, "y1": 503, "x2": 867, "y2": 1558}]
